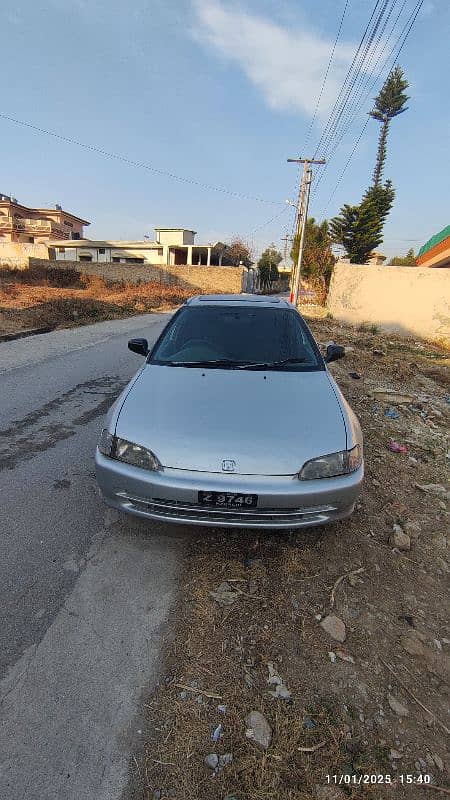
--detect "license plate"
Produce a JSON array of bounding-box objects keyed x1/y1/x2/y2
[{"x1": 198, "y1": 491, "x2": 258, "y2": 508}]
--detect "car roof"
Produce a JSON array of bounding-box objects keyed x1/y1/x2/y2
[{"x1": 186, "y1": 294, "x2": 292, "y2": 308}]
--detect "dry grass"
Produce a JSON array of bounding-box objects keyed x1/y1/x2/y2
[{"x1": 0, "y1": 266, "x2": 196, "y2": 335}]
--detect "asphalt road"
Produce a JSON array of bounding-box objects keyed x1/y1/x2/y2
[{"x1": 0, "y1": 313, "x2": 185, "y2": 800}]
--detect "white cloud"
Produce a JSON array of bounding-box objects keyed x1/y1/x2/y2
[{"x1": 191, "y1": 0, "x2": 369, "y2": 120}]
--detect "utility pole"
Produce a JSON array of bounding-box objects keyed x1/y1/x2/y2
[{"x1": 287, "y1": 157, "x2": 325, "y2": 305}]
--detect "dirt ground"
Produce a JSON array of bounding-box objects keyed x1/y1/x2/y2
[
  {"x1": 0, "y1": 267, "x2": 191, "y2": 335},
  {"x1": 130, "y1": 314, "x2": 449, "y2": 800}
]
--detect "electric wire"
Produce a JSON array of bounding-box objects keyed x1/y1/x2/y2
[
  {"x1": 248, "y1": 204, "x2": 290, "y2": 235},
  {"x1": 303, "y1": 0, "x2": 351, "y2": 153},
  {"x1": 316, "y1": 0, "x2": 424, "y2": 216},
  {"x1": 312, "y1": 0, "x2": 388, "y2": 159},
  {"x1": 311, "y1": 0, "x2": 409, "y2": 198},
  {"x1": 287, "y1": 0, "x2": 353, "y2": 248},
  {"x1": 316, "y1": 0, "x2": 398, "y2": 165},
  {"x1": 0, "y1": 112, "x2": 283, "y2": 206},
  {"x1": 314, "y1": 0, "x2": 393, "y2": 162},
  {"x1": 295, "y1": 0, "x2": 397, "y2": 228}
]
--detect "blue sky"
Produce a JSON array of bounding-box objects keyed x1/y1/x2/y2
[{"x1": 1, "y1": 0, "x2": 448, "y2": 258}]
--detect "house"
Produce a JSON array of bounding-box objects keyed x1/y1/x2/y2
[
  {"x1": 51, "y1": 228, "x2": 227, "y2": 266},
  {"x1": 367, "y1": 251, "x2": 386, "y2": 265},
  {"x1": 417, "y1": 225, "x2": 450, "y2": 268},
  {"x1": 0, "y1": 193, "x2": 90, "y2": 243}
]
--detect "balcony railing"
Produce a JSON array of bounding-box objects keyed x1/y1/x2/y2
[{"x1": 0, "y1": 218, "x2": 52, "y2": 233}]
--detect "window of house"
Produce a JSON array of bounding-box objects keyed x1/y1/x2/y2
[
  {"x1": 79, "y1": 255, "x2": 92, "y2": 262},
  {"x1": 58, "y1": 247, "x2": 65, "y2": 253},
  {"x1": 64, "y1": 220, "x2": 73, "y2": 228},
  {"x1": 71, "y1": 232, "x2": 81, "y2": 240},
  {"x1": 99, "y1": 248, "x2": 105, "y2": 254}
]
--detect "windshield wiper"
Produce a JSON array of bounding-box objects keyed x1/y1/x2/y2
[
  {"x1": 159, "y1": 357, "x2": 307, "y2": 369},
  {"x1": 244, "y1": 357, "x2": 307, "y2": 369},
  {"x1": 162, "y1": 359, "x2": 252, "y2": 368}
]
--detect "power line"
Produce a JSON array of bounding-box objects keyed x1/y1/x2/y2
[
  {"x1": 287, "y1": 0, "x2": 351, "y2": 247},
  {"x1": 248, "y1": 204, "x2": 290, "y2": 235},
  {"x1": 318, "y1": 119, "x2": 370, "y2": 212},
  {"x1": 316, "y1": 0, "x2": 399, "y2": 165},
  {"x1": 316, "y1": 0, "x2": 424, "y2": 216},
  {"x1": 311, "y1": 0, "x2": 410, "y2": 198},
  {"x1": 312, "y1": 0, "x2": 387, "y2": 159},
  {"x1": 303, "y1": 0, "x2": 351, "y2": 152},
  {"x1": 0, "y1": 112, "x2": 283, "y2": 206},
  {"x1": 314, "y1": 0, "x2": 394, "y2": 162},
  {"x1": 312, "y1": 0, "x2": 423, "y2": 203}
]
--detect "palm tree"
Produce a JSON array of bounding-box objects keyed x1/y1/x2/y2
[{"x1": 370, "y1": 66, "x2": 409, "y2": 186}]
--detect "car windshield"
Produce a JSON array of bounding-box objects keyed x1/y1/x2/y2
[{"x1": 150, "y1": 305, "x2": 322, "y2": 370}]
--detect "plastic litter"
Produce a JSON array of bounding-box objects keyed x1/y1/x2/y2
[
  {"x1": 384, "y1": 407, "x2": 400, "y2": 419},
  {"x1": 388, "y1": 440, "x2": 408, "y2": 454}
]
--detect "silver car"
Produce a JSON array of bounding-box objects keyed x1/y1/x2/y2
[{"x1": 95, "y1": 295, "x2": 363, "y2": 529}]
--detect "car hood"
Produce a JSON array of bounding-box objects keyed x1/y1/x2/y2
[{"x1": 115, "y1": 365, "x2": 347, "y2": 475}]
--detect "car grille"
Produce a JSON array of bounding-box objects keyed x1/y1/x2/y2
[{"x1": 120, "y1": 494, "x2": 337, "y2": 526}]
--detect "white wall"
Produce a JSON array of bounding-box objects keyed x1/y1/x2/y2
[
  {"x1": 327, "y1": 262, "x2": 450, "y2": 346},
  {"x1": 156, "y1": 230, "x2": 185, "y2": 246},
  {"x1": 55, "y1": 246, "x2": 165, "y2": 264}
]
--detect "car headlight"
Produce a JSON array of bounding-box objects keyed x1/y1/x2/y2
[
  {"x1": 299, "y1": 444, "x2": 362, "y2": 480},
  {"x1": 98, "y1": 429, "x2": 162, "y2": 471}
]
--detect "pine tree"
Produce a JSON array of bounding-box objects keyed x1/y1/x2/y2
[
  {"x1": 361, "y1": 180, "x2": 395, "y2": 227},
  {"x1": 329, "y1": 200, "x2": 383, "y2": 264},
  {"x1": 370, "y1": 66, "x2": 409, "y2": 186},
  {"x1": 330, "y1": 69, "x2": 409, "y2": 263}
]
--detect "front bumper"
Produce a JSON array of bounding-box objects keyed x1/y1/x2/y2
[{"x1": 95, "y1": 450, "x2": 363, "y2": 530}]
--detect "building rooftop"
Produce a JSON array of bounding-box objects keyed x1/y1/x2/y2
[
  {"x1": 49, "y1": 238, "x2": 226, "y2": 249},
  {"x1": 0, "y1": 195, "x2": 90, "y2": 225},
  {"x1": 418, "y1": 225, "x2": 450, "y2": 258},
  {"x1": 155, "y1": 227, "x2": 197, "y2": 233},
  {"x1": 48, "y1": 239, "x2": 160, "y2": 248}
]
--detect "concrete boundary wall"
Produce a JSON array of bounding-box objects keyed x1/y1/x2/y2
[
  {"x1": 28, "y1": 259, "x2": 246, "y2": 294},
  {"x1": 327, "y1": 263, "x2": 450, "y2": 346},
  {"x1": 0, "y1": 242, "x2": 50, "y2": 269}
]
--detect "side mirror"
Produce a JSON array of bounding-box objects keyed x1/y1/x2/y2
[
  {"x1": 325, "y1": 343, "x2": 345, "y2": 363},
  {"x1": 128, "y1": 338, "x2": 149, "y2": 357}
]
